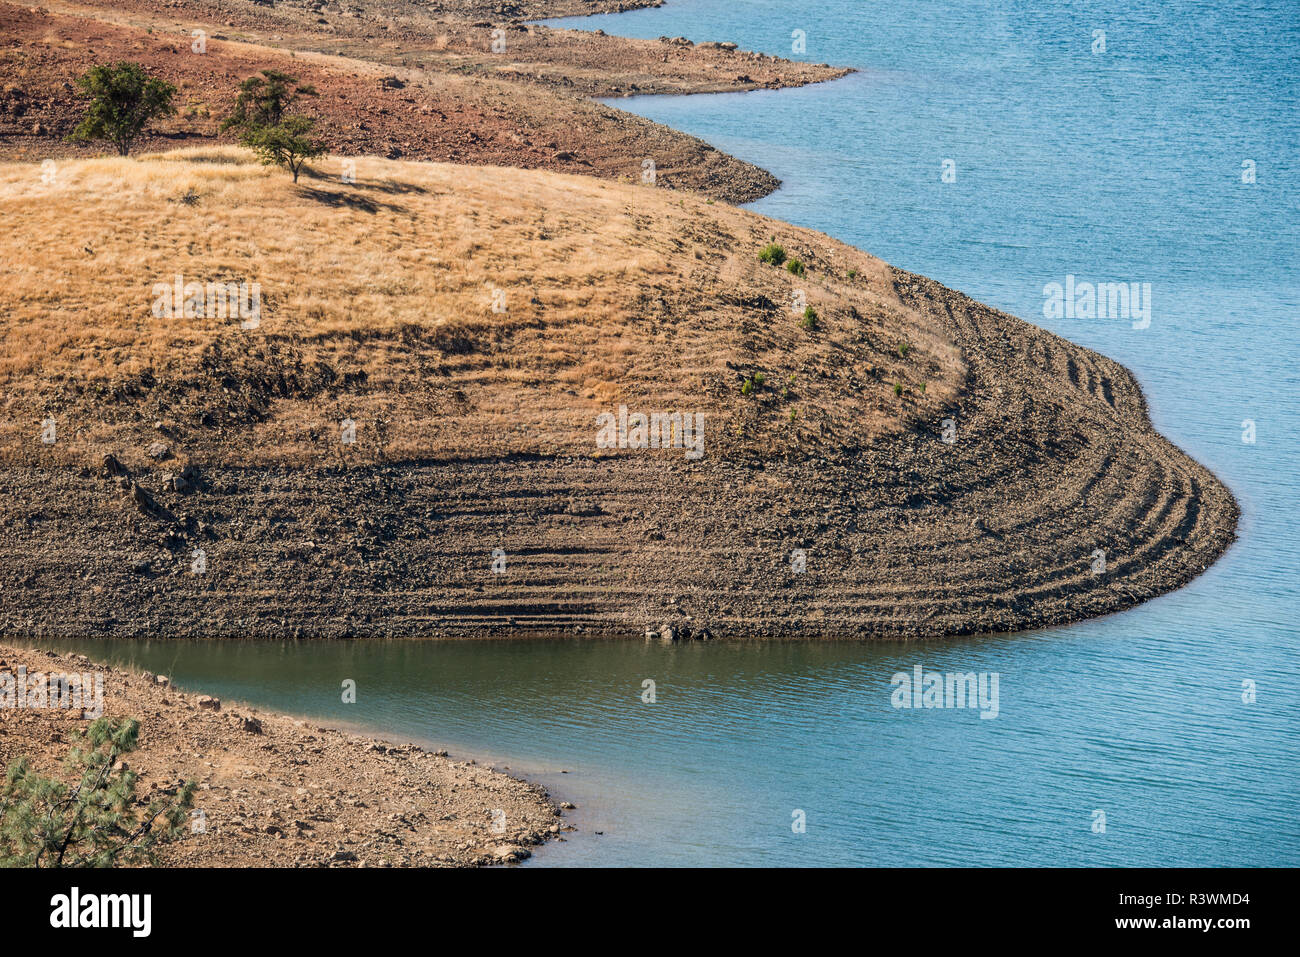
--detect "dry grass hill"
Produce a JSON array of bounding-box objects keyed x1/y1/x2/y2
[{"x1": 0, "y1": 149, "x2": 1236, "y2": 640}]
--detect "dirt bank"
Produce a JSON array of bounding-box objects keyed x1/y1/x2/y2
[
  {"x1": 0, "y1": 0, "x2": 849, "y2": 202},
  {"x1": 0, "y1": 643, "x2": 563, "y2": 865},
  {"x1": 0, "y1": 152, "x2": 1237, "y2": 640},
  {"x1": 50, "y1": 0, "x2": 849, "y2": 98}
]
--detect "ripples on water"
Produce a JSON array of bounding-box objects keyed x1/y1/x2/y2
[{"x1": 14, "y1": 0, "x2": 1300, "y2": 866}]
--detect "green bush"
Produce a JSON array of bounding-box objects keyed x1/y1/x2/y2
[
  {"x1": 758, "y1": 243, "x2": 787, "y2": 266},
  {"x1": 786, "y1": 259, "x2": 805, "y2": 277},
  {"x1": 222, "y1": 70, "x2": 318, "y2": 134},
  {"x1": 800, "y1": 306, "x2": 819, "y2": 331}
]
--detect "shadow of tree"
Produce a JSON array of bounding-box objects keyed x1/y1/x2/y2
[
  {"x1": 293, "y1": 184, "x2": 406, "y2": 214},
  {"x1": 293, "y1": 164, "x2": 438, "y2": 210}
]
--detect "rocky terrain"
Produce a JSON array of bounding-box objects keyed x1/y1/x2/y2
[
  {"x1": 0, "y1": 150, "x2": 1237, "y2": 640},
  {"x1": 0, "y1": 0, "x2": 1243, "y2": 884},
  {"x1": 0, "y1": 644, "x2": 563, "y2": 865}
]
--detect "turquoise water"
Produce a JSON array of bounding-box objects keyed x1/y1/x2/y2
[{"x1": 20, "y1": 0, "x2": 1300, "y2": 865}]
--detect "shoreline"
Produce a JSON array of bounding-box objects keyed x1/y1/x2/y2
[
  {"x1": 0, "y1": 0, "x2": 1239, "y2": 639},
  {"x1": 1, "y1": 0, "x2": 852, "y2": 204},
  {"x1": 0, "y1": 0, "x2": 1245, "y2": 875},
  {"x1": 0, "y1": 642, "x2": 568, "y2": 866}
]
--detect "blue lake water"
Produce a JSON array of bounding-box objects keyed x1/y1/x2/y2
[{"x1": 21, "y1": 0, "x2": 1300, "y2": 865}]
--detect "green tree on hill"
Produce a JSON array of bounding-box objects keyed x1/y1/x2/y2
[
  {"x1": 68, "y1": 62, "x2": 177, "y2": 157},
  {"x1": 241, "y1": 115, "x2": 327, "y2": 183},
  {"x1": 221, "y1": 70, "x2": 318, "y2": 134},
  {"x1": 0, "y1": 717, "x2": 195, "y2": 867},
  {"x1": 223, "y1": 70, "x2": 326, "y2": 182}
]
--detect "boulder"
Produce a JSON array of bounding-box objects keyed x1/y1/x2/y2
[
  {"x1": 172, "y1": 465, "x2": 199, "y2": 493},
  {"x1": 128, "y1": 481, "x2": 172, "y2": 520},
  {"x1": 492, "y1": 845, "x2": 530, "y2": 863},
  {"x1": 101, "y1": 453, "x2": 128, "y2": 478}
]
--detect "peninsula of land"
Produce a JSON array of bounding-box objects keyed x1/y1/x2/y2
[{"x1": 0, "y1": 0, "x2": 1237, "y2": 642}]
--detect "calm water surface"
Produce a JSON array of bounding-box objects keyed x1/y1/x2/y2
[{"x1": 18, "y1": 0, "x2": 1300, "y2": 866}]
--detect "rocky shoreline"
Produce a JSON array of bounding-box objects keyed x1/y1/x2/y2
[
  {"x1": 0, "y1": 0, "x2": 1244, "y2": 886},
  {"x1": 0, "y1": 644, "x2": 564, "y2": 865}
]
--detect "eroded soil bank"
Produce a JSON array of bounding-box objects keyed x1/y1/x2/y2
[
  {"x1": 0, "y1": 2, "x2": 1237, "y2": 639},
  {"x1": 0, "y1": 260, "x2": 1238, "y2": 640}
]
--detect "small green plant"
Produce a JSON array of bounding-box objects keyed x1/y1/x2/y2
[
  {"x1": 741, "y1": 372, "x2": 767, "y2": 396},
  {"x1": 848, "y1": 268, "x2": 858, "y2": 279},
  {"x1": 920, "y1": 381, "x2": 927, "y2": 394},
  {"x1": 786, "y1": 259, "x2": 805, "y2": 277},
  {"x1": 893, "y1": 382, "x2": 904, "y2": 397},
  {"x1": 68, "y1": 62, "x2": 177, "y2": 157},
  {"x1": 1, "y1": 717, "x2": 195, "y2": 867},
  {"x1": 758, "y1": 243, "x2": 787, "y2": 266},
  {"x1": 898, "y1": 342, "x2": 911, "y2": 358},
  {"x1": 789, "y1": 409, "x2": 798, "y2": 423},
  {"x1": 800, "y1": 306, "x2": 819, "y2": 331}
]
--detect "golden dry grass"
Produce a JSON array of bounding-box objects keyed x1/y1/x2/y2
[{"x1": 0, "y1": 147, "x2": 961, "y2": 467}]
